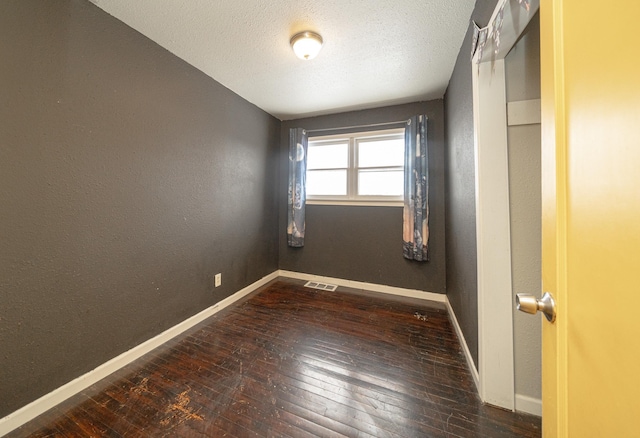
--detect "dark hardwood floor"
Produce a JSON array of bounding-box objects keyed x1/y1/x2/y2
[{"x1": 8, "y1": 278, "x2": 541, "y2": 437}]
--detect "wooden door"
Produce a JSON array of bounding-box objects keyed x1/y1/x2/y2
[{"x1": 540, "y1": 0, "x2": 640, "y2": 436}]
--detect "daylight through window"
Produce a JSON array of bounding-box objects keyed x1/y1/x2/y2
[{"x1": 306, "y1": 128, "x2": 404, "y2": 205}]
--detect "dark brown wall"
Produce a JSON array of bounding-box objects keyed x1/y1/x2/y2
[
  {"x1": 0, "y1": 0, "x2": 280, "y2": 417},
  {"x1": 443, "y1": 0, "x2": 500, "y2": 367},
  {"x1": 279, "y1": 101, "x2": 446, "y2": 293}
]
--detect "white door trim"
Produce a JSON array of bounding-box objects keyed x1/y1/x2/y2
[
  {"x1": 473, "y1": 57, "x2": 515, "y2": 409},
  {"x1": 471, "y1": 0, "x2": 540, "y2": 410}
]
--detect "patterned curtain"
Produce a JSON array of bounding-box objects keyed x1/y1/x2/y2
[
  {"x1": 403, "y1": 115, "x2": 429, "y2": 261},
  {"x1": 287, "y1": 128, "x2": 308, "y2": 247}
]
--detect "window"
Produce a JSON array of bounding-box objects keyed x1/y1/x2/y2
[{"x1": 306, "y1": 128, "x2": 405, "y2": 206}]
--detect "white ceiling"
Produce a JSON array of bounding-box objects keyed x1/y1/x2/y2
[{"x1": 89, "y1": 0, "x2": 476, "y2": 120}]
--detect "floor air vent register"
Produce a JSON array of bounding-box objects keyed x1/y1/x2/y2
[{"x1": 304, "y1": 281, "x2": 338, "y2": 292}]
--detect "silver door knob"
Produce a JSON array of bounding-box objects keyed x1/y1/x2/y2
[{"x1": 516, "y1": 292, "x2": 556, "y2": 323}]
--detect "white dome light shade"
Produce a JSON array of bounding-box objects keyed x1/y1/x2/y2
[{"x1": 290, "y1": 31, "x2": 323, "y2": 60}]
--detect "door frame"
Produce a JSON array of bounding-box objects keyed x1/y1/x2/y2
[{"x1": 471, "y1": 0, "x2": 540, "y2": 411}]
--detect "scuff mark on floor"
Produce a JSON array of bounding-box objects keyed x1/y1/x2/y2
[
  {"x1": 131, "y1": 377, "x2": 154, "y2": 395},
  {"x1": 160, "y1": 388, "x2": 204, "y2": 426},
  {"x1": 414, "y1": 312, "x2": 428, "y2": 321}
]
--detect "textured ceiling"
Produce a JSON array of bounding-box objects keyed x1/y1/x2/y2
[{"x1": 89, "y1": 0, "x2": 475, "y2": 120}]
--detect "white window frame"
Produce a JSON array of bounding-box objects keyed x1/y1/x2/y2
[{"x1": 306, "y1": 128, "x2": 405, "y2": 207}]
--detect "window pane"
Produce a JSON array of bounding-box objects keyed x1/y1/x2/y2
[
  {"x1": 358, "y1": 170, "x2": 403, "y2": 196},
  {"x1": 307, "y1": 142, "x2": 348, "y2": 170},
  {"x1": 307, "y1": 169, "x2": 347, "y2": 196},
  {"x1": 358, "y1": 138, "x2": 404, "y2": 168}
]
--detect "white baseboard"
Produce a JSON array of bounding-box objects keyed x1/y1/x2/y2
[
  {"x1": 0, "y1": 271, "x2": 279, "y2": 437},
  {"x1": 445, "y1": 297, "x2": 480, "y2": 394},
  {"x1": 2, "y1": 271, "x2": 511, "y2": 436},
  {"x1": 444, "y1": 297, "x2": 541, "y2": 417},
  {"x1": 278, "y1": 270, "x2": 446, "y2": 303},
  {"x1": 515, "y1": 393, "x2": 542, "y2": 417}
]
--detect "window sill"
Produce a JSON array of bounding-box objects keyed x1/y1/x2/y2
[{"x1": 306, "y1": 199, "x2": 403, "y2": 207}]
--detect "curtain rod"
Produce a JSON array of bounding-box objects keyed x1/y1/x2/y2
[{"x1": 305, "y1": 119, "x2": 409, "y2": 135}]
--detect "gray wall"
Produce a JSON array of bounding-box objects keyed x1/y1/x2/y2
[
  {"x1": 279, "y1": 101, "x2": 446, "y2": 293},
  {"x1": 505, "y1": 14, "x2": 542, "y2": 402},
  {"x1": 0, "y1": 0, "x2": 280, "y2": 417},
  {"x1": 444, "y1": 0, "x2": 499, "y2": 367}
]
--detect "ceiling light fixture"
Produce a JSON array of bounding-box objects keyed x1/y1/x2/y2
[{"x1": 290, "y1": 31, "x2": 323, "y2": 60}]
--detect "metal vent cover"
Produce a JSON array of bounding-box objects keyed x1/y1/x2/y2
[{"x1": 304, "y1": 281, "x2": 338, "y2": 292}]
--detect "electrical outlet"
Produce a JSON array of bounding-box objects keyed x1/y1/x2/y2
[{"x1": 214, "y1": 273, "x2": 222, "y2": 287}]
